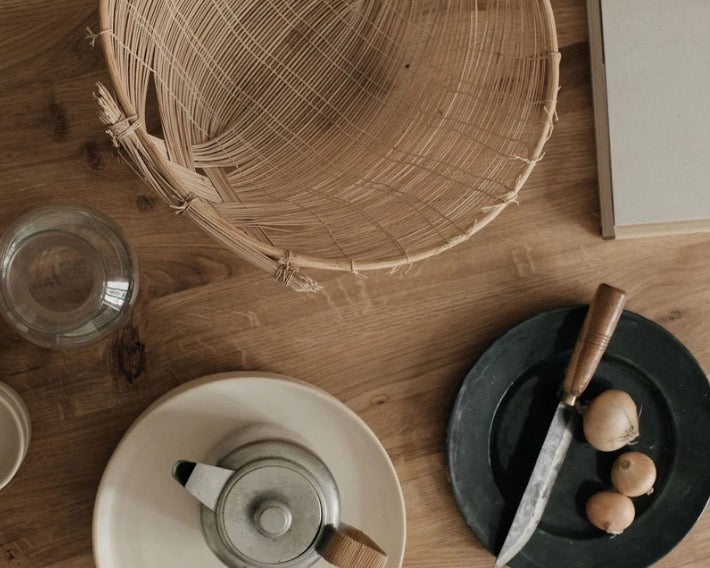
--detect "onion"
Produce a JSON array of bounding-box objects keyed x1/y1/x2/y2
[
  {"x1": 585, "y1": 491, "x2": 635, "y2": 535},
  {"x1": 583, "y1": 389, "x2": 639, "y2": 452},
  {"x1": 611, "y1": 451, "x2": 656, "y2": 497}
]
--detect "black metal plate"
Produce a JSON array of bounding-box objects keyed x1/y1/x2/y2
[{"x1": 447, "y1": 307, "x2": 710, "y2": 568}]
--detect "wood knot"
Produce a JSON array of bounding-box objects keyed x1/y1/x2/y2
[
  {"x1": 48, "y1": 101, "x2": 69, "y2": 142},
  {"x1": 114, "y1": 324, "x2": 146, "y2": 384},
  {"x1": 81, "y1": 141, "x2": 102, "y2": 172},
  {"x1": 371, "y1": 394, "x2": 388, "y2": 406},
  {"x1": 135, "y1": 194, "x2": 156, "y2": 212},
  {"x1": 659, "y1": 309, "x2": 684, "y2": 323}
]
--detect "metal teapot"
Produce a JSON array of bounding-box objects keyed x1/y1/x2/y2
[{"x1": 172, "y1": 424, "x2": 387, "y2": 568}]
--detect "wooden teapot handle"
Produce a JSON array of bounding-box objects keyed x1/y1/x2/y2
[{"x1": 319, "y1": 525, "x2": 388, "y2": 568}]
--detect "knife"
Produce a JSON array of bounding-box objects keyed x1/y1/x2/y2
[{"x1": 494, "y1": 283, "x2": 627, "y2": 568}]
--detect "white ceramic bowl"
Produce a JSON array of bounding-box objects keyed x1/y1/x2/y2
[{"x1": 0, "y1": 382, "x2": 31, "y2": 490}]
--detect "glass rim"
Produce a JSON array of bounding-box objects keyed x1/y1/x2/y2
[{"x1": 0, "y1": 204, "x2": 139, "y2": 350}]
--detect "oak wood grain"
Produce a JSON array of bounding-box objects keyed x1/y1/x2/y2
[{"x1": 0, "y1": 2, "x2": 708, "y2": 568}]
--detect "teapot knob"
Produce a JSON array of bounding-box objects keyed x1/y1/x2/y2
[
  {"x1": 253, "y1": 500, "x2": 292, "y2": 538},
  {"x1": 172, "y1": 460, "x2": 235, "y2": 511}
]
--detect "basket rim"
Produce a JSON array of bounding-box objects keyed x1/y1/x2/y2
[{"x1": 98, "y1": 0, "x2": 560, "y2": 273}]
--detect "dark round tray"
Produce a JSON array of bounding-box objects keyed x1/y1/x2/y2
[{"x1": 447, "y1": 307, "x2": 710, "y2": 568}]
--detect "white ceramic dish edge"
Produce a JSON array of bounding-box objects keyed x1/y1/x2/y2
[
  {"x1": 92, "y1": 371, "x2": 406, "y2": 568},
  {"x1": 0, "y1": 382, "x2": 31, "y2": 442},
  {"x1": 0, "y1": 386, "x2": 29, "y2": 490}
]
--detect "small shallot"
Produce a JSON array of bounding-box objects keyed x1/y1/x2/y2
[
  {"x1": 611, "y1": 451, "x2": 656, "y2": 497},
  {"x1": 585, "y1": 491, "x2": 635, "y2": 535},
  {"x1": 583, "y1": 389, "x2": 639, "y2": 452}
]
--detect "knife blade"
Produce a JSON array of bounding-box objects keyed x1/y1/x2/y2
[{"x1": 494, "y1": 283, "x2": 627, "y2": 568}]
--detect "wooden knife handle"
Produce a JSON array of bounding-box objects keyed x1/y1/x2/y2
[{"x1": 561, "y1": 283, "x2": 627, "y2": 406}]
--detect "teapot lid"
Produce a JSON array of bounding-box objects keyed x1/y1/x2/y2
[{"x1": 201, "y1": 440, "x2": 340, "y2": 567}]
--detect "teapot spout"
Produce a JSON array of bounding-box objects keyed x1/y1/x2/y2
[{"x1": 172, "y1": 460, "x2": 234, "y2": 511}]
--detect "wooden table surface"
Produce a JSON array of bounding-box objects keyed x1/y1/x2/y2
[{"x1": 1, "y1": 2, "x2": 708, "y2": 567}]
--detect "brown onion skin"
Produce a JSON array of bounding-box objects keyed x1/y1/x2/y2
[
  {"x1": 583, "y1": 389, "x2": 639, "y2": 452},
  {"x1": 585, "y1": 491, "x2": 635, "y2": 535},
  {"x1": 611, "y1": 451, "x2": 657, "y2": 497}
]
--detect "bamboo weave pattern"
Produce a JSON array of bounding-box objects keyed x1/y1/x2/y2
[{"x1": 97, "y1": 0, "x2": 559, "y2": 290}]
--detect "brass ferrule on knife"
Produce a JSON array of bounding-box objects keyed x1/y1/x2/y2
[{"x1": 561, "y1": 393, "x2": 578, "y2": 407}]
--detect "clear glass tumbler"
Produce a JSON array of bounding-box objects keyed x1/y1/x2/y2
[{"x1": 0, "y1": 205, "x2": 138, "y2": 349}]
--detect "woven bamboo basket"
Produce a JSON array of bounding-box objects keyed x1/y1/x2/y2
[{"x1": 95, "y1": 0, "x2": 559, "y2": 291}]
